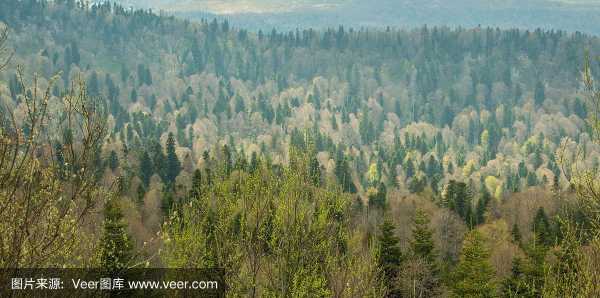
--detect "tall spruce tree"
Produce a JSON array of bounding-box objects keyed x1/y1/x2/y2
[
  {"x1": 452, "y1": 230, "x2": 496, "y2": 297},
  {"x1": 108, "y1": 150, "x2": 119, "y2": 171},
  {"x1": 532, "y1": 207, "x2": 553, "y2": 246},
  {"x1": 411, "y1": 209, "x2": 436, "y2": 263},
  {"x1": 165, "y1": 132, "x2": 181, "y2": 186},
  {"x1": 139, "y1": 150, "x2": 153, "y2": 187},
  {"x1": 100, "y1": 198, "x2": 133, "y2": 273},
  {"x1": 378, "y1": 220, "x2": 403, "y2": 297}
]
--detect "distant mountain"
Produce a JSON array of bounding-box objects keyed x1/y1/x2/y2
[{"x1": 115, "y1": 0, "x2": 600, "y2": 34}]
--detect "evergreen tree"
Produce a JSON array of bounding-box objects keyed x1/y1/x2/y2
[
  {"x1": 108, "y1": 150, "x2": 119, "y2": 171},
  {"x1": 377, "y1": 220, "x2": 403, "y2": 296},
  {"x1": 151, "y1": 142, "x2": 166, "y2": 181},
  {"x1": 334, "y1": 150, "x2": 356, "y2": 193},
  {"x1": 410, "y1": 209, "x2": 436, "y2": 263},
  {"x1": 534, "y1": 81, "x2": 545, "y2": 108},
  {"x1": 475, "y1": 188, "x2": 491, "y2": 225},
  {"x1": 309, "y1": 156, "x2": 321, "y2": 186},
  {"x1": 139, "y1": 150, "x2": 153, "y2": 187},
  {"x1": 501, "y1": 257, "x2": 532, "y2": 297},
  {"x1": 511, "y1": 223, "x2": 522, "y2": 244},
  {"x1": 526, "y1": 171, "x2": 538, "y2": 187},
  {"x1": 443, "y1": 180, "x2": 474, "y2": 226},
  {"x1": 452, "y1": 230, "x2": 496, "y2": 297},
  {"x1": 410, "y1": 208, "x2": 440, "y2": 297},
  {"x1": 518, "y1": 160, "x2": 528, "y2": 178},
  {"x1": 100, "y1": 198, "x2": 133, "y2": 274},
  {"x1": 165, "y1": 132, "x2": 181, "y2": 186},
  {"x1": 136, "y1": 184, "x2": 145, "y2": 206},
  {"x1": 532, "y1": 207, "x2": 553, "y2": 246}
]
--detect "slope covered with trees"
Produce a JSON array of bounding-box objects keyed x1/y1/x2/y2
[{"x1": 1, "y1": 0, "x2": 600, "y2": 296}]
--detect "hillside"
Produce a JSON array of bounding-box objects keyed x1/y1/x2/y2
[
  {"x1": 117, "y1": 0, "x2": 600, "y2": 34},
  {"x1": 1, "y1": 1, "x2": 600, "y2": 296}
]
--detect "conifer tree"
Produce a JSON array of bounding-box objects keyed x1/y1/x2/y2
[
  {"x1": 475, "y1": 188, "x2": 492, "y2": 225},
  {"x1": 532, "y1": 207, "x2": 553, "y2": 246},
  {"x1": 108, "y1": 150, "x2": 119, "y2": 171},
  {"x1": 402, "y1": 208, "x2": 442, "y2": 296},
  {"x1": 335, "y1": 150, "x2": 356, "y2": 193},
  {"x1": 452, "y1": 230, "x2": 496, "y2": 297},
  {"x1": 511, "y1": 223, "x2": 522, "y2": 244},
  {"x1": 165, "y1": 132, "x2": 181, "y2": 186},
  {"x1": 411, "y1": 209, "x2": 436, "y2": 263},
  {"x1": 377, "y1": 220, "x2": 403, "y2": 296},
  {"x1": 139, "y1": 150, "x2": 153, "y2": 187},
  {"x1": 534, "y1": 81, "x2": 545, "y2": 108},
  {"x1": 501, "y1": 257, "x2": 531, "y2": 297},
  {"x1": 100, "y1": 198, "x2": 133, "y2": 273},
  {"x1": 309, "y1": 156, "x2": 321, "y2": 186}
]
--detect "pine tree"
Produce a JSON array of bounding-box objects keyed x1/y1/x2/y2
[
  {"x1": 139, "y1": 150, "x2": 153, "y2": 187},
  {"x1": 501, "y1": 257, "x2": 531, "y2": 297},
  {"x1": 309, "y1": 156, "x2": 321, "y2": 186},
  {"x1": 410, "y1": 209, "x2": 436, "y2": 263},
  {"x1": 410, "y1": 208, "x2": 440, "y2": 297},
  {"x1": 534, "y1": 81, "x2": 545, "y2": 108},
  {"x1": 334, "y1": 150, "x2": 356, "y2": 193},
  {"x1": 452, "y1": 230, "x2": 496, "y2": 297},
  {"x1": 511, "y1": 223, "x2": 522, "y2": 244},
  {"x1": 526, "y1": 171, "x2": 538, "y2": 187},
  {"x1": 100, "y1": 198, "x2": 133, "y2": 274},
  {"x1": 475, "y1": 188, "x2": 491, "y2": 225},
  {"x1": 377, "y1": 220, "x2": 403, "y2": 296},
  {"x1": 108, "y1": 150, "x2": 119, "y2": 171},
  {"x1": 165, "y1": 132, "x2": 181, "y2": 186},
  {"x1": 136, "y1": 184, "x2": 145, "y2": 206},
  {"x1": 151, "y1": 142, "x2": 166, "y2": 181},
  {"x1": 532, "y1": 207, "x2": 552, "y2": 246},
  {"x1": 518, "y1": 160, "x2": 528, "y2": 178},
  {"x1": 444, "y1": 180, "x2": 473, "y2": 225}
]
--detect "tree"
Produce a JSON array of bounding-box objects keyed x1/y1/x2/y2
[
  {"x1": 511, "y1": 223, "x2": 522, "y2": 244},
  {"x1": 501, "y1": 257, "x2": 531, "y2": 297},
  {"x1": 334, "y1": 150, "x2": 356, "y2": 193},
  {"x1": 309, "y1": 156, "x2": 321, "y2": 186},
  {"x1": 404, "y1": 209, "x2": 439, "y2": 297},
  {"x1": 100, "y1": 198, "x2": 134, "y2": 273},
  {"x1": 443, "y1": 180, "x2": 474, "y2": 226},
  {"x1": 378, "y1": 220, "x2": 403, "y2": 296},
  {"x1": 532, "y1": 207, "x2": 553, "y2": 246},
  {"x1": 0, "y1": 67, "x2": 107, "y2": 267},
  {"x1": 452, "y1": 230, "x2": 496, "y2": 297},
  {"x1": 475, "y1": 188, "x2": 492, "y2": 225},
  {"x1": 151, "y1": 142, "x2": 166, "y2": 182},
  {"x1": 534, "y1": 81, "x2": 545, "y2": 108},
  {"x1": 410, "y1": 209, "x2": 436, "y2": 263},
  {"x1": 165, "y1": 132, "x2": 181, "y2": 186},
  {"x1": 139, "y1": 150, "x2": 153, "y2": 187},
  {"x1": 108, "y1": 150, "x2": 119, "y2": 171}
]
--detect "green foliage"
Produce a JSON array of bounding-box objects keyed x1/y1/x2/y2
[
  {"x1": 162, "y1": 154, "x2": 380, "y2": 295},
  {"x1": 451, "y1": 230, "x2": 496, "y2": 298},
  {"x1": 377, "y1": 220, "x2": 403, "y2": 296},
  {"x1": 444, "y1": 180, "x2": 475, "y2": 227},
  {"x1": 108, "y1": 150, "x2": 119, "y2": 171},
  {"x1": 165, "y1": 132, "x2": 181, "y2": 186},
  {"x1": 139, "y1": 150, "x2": 153, "y2": 187},
  {"x1": 411, "y1": 209, "x2": 436, "y2": 263},
  {"x1": 532, "y1": 207, "x2": 554, "y2": 247},
  {"x1": 100, "y1": 198, "x2": 133, "y2": 273}
]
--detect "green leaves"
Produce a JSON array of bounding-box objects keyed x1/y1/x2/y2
[{"x1": 161, "y1": 154, "x2": 377, "y2": 295}]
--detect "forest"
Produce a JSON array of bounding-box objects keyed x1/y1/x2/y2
[{"x1": 1, "y1": 0, "x2": 600, "y2": 297}]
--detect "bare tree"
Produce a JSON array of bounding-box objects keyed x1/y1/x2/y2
[
  {"x1": 0, "y1": 26, "x2": 108, "y2": 268},
  {"x1": 0, "y1": 24, "x2": 12, "y2": 71}
]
